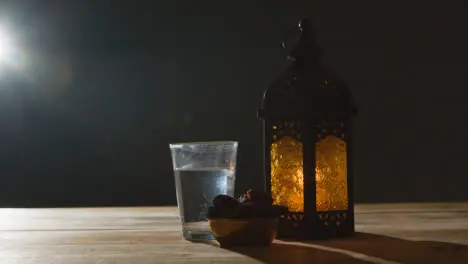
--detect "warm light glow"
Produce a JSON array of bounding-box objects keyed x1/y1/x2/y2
[
  {"x1": 270, "y1": 133, "x2": 348, "y2": 213},
  {"x1": 270, "y1": 136, "x2": 304, "y2": 212},
  {"x1": 315, "y1": 135, "x2": 348, "y2": 211}
]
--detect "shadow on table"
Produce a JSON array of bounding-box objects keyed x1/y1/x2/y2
[
  {"x1": 227, "y1": 240, "x2": 368, "y2": 264},
  {"x1": 226, "y1": 233, "x2": 468, "y2": 264}
]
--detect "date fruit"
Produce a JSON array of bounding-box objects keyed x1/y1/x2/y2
[
  {"x1": 207, "y1": 190, "x2": 285, "y2": 219},
  {"x1": 213, "y1": 194, "x2": 239, "y2": 209},
  {"x1": 239, "y1": 189, "x2": 273, "y2": 205}
]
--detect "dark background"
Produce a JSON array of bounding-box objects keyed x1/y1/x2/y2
[{"x1": 0, "y1": 1, "x2": 466, "y2": 207}]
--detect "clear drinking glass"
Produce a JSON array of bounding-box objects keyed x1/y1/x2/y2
[{"x1": 169, "y1": 141, "x2": 238, "y2": 241}]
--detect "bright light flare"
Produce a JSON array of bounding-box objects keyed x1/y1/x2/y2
[
  {"x1": 0, "y1": 27, "x2": 29, "y2": 72},
  {"x1": 0, "y1": 28, "x2": 13, "y2": 63},
  {"x1": 0, "y1": 25, "x2": 73, "y2": 90}
]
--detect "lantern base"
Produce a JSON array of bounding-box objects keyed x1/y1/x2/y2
[{"x1": 277, "y1": 211, "x2": 355, "y2": 240}]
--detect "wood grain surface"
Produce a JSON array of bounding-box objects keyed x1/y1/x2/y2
[{"x1": 0, "y1": 203, "x2": 467, "y2": 263}]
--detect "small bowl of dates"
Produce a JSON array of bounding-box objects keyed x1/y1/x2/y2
[{"x1": 207, "y1": 189, "x2": 287, "y2": 248}]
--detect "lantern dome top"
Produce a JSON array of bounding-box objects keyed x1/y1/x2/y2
[{"x1": 258, "y1": 19, "x2": 358, "y2": 120}]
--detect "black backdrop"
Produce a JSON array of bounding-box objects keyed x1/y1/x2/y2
[{"x1": 0, "y1": 0, "x2": 466, "y2": 207}]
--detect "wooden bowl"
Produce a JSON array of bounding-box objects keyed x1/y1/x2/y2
[{"x1": 208, "y1": 217, "x2": 278, "y2": 248}]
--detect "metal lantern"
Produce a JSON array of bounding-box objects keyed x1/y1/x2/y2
[{"x1": 257, "y1": 19, "x2": 358, "y2": 239}]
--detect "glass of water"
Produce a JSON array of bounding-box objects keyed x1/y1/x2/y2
[{"x1": 169, "y1": 141, "x2": 238, "y2": 241}]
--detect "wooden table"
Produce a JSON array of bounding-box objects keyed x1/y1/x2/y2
[{"x1": 0, "y1": 203, "x2": 467, "y2": 263}]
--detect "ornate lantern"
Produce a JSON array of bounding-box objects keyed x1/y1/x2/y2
[{"x1": 257, "y1": 19, "x2": 358, "y2": 239}]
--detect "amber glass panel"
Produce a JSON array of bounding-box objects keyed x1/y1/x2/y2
[
  {"x1": 315, "y1": 135, "x2": 348, "y2": 211},
  {"x1": 270, "y1": 136, "x2": 304, "y2": 212}
]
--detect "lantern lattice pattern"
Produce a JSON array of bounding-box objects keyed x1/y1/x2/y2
[{"x1": 270, "y1": 122, "x2": 304, "y2": 212}]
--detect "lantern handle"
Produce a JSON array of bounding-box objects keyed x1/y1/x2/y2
[
  {"x1": 281, "y1": 24, "x2": 301, "y2": 60},
  {"x1": 281, "y1": 19, "x2": 322, "y2": 61}
]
